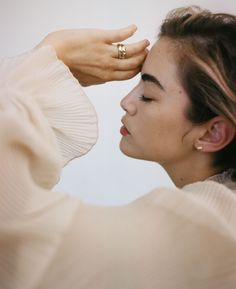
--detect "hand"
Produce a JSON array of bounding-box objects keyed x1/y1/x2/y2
[{"x1": 36, "y1": 25, "x2": 149, "y2": 86}]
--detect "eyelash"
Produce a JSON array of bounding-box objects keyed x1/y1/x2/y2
[{"x1": 139, "y1": 95, "x2": 153, "y2": 103}]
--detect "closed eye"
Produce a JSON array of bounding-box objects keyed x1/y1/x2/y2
[{"x1": 139, "y1": 95, "x2": 153, "y2": 102}]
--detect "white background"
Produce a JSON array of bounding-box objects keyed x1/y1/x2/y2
[{"x1": 1, "y1": 0, "x2": 235, "y2": 205}]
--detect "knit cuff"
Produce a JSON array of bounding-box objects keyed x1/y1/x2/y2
[{"x1": 3, "y1": 45, "x2": 98, "y2": 166}]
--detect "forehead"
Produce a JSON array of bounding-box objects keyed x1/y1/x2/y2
[{"x1": 142, "y1": 38, "x2": 181, "y2": 90}]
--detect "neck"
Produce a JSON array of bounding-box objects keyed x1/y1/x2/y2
[{"x1": 163, "y1": 154, "x2": 219, "y2": 188}]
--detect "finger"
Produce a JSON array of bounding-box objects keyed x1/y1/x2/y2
[
  {"x1": 110, "y1": 68, "x2": 141, "y2": 81},
  {"x1": 71, "y1": 70, "x2": 106, "y2": 86},
  {"x1": 104, "y1": 25, "x2": 137, "y2": 43},
  {"x1": 111, "y1": 39, "x2": 150, "y2": 58},
  {"x1": 126, "y1": 40, "x2": 150, "y2": 57},
  {"x1": 112, "y1": 52, "x2": 147, "y2": 71}
]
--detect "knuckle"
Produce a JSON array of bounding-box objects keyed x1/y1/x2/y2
[
  {"x1": 101, "y1": 70, "x2": 110, "y2": 81},
  {"x1": 130, "y1": 58, "x2": 142, "y2": 69},
  {"x1": 101, "y1": 57, "x2": 113, "y2": 70},
  {"x1": 133, "y1": 57, "x2": 142, "y2": 67},
  {"x1": 125, "y1": 71, "x2": 136, "y2": 79}
]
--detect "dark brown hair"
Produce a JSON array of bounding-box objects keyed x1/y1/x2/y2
[{"x1": 159, "y1": 6, "x2": 236, "y2": 180}]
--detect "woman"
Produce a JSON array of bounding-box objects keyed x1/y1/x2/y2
[{"x1": 0, "y1": 7, "x2": 236, "y2": 289}]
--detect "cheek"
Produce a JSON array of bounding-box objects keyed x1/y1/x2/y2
[
  {"x1": 122, "y1": 100, "x2": 192, "y2": 161},
  {"x1": 130, "y1": 111, "x2": 166, "y2": 156},
  {"x1": 140, "y1": 109, "x2": 190, "y2": 151}
]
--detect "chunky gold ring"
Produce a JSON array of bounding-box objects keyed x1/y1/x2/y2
[{"x1": 117, "y1": 43, "x2": 127, "y2": 59}]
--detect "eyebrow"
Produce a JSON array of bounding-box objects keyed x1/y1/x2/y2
[{"x1": 141, "y1": 73, "x2": 165, "y2": 91}]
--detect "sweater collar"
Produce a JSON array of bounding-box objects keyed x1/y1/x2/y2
[{"x1": 206, "y1": 169, "x2": 236, "y2": 192}]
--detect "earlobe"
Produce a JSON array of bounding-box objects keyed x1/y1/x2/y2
[
  {"x1": 195, "y1": 144, "x2": 203, "y2": 151},
  {"x1": 195, "y1": 117, "x2": 235, "y2": 153}
]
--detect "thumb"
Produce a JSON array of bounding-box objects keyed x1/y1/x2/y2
[{"x1": 105, "y1": 25, "x2": 137, "y2": 43}]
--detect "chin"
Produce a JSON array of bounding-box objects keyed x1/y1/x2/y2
[
  {"x1": 119, "y1": 140, "x2": 142, "y2": 160},
  {"x1": 119, "y1": 140, "x2": 133, "y2": 157},
  {"x1": 119, "y1": 139, "x2": 160, "y2": 163}
]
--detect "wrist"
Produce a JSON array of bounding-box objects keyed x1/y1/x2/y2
[{"x1": 35, "y1": 32, "x2": 65, "y2": 62}]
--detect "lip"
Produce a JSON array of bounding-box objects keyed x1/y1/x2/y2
[{"x1": 120, "y1": 118, "x2": 130, "y2": 136}]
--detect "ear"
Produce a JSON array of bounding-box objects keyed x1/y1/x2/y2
[{"x1": 194, "y1": 116, "x2": 235, "y2": 152}]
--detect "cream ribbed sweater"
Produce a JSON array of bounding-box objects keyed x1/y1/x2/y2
[{"x1": 0, "y1": 46, "x2": 235, "y2": 289}]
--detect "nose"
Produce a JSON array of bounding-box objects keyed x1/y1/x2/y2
[{"x1": 120, "y1": 84, "x2": 140, "y2": 116}]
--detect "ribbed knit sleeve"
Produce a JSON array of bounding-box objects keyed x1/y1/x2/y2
[
  {"x1": 0, "y1": 46, "x2": 97, "y2": 289},
  {"x1": 0, "y1": 50, "x2": 32, "y2": 83},
  {"x1": 2, "y1": 46, "x2": 98, "y2": 169}
]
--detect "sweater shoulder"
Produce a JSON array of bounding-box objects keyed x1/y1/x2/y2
[{"x1": 130, "y1": 181, "x2": 236, "y2": 239}]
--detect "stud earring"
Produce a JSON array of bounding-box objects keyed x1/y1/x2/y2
[{"x1": 196, "y1": 145, "x2": 203, "y2": 151}]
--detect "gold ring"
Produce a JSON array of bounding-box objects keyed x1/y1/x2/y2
[{"x1": 117, "y1": 43, "x2": 127, "y2": 59}]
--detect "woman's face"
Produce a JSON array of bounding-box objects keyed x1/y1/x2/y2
[{"x1": 120, "y1": 38, "x2": 195, "y2": 168}]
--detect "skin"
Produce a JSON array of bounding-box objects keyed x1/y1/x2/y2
[
  {"x1": 37, "y1": 25, "x2": 150, "y2": 86},
  {"x1": 37, "y1": 28, "x2": 235, "y2": 187},
  {"x1": 120, "y1": 37, "x2": 235, "y2": 187}
]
